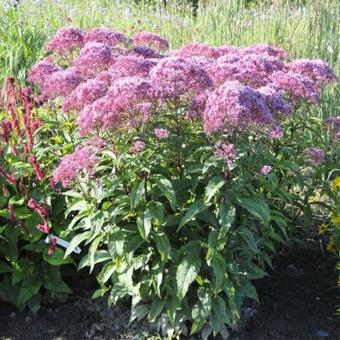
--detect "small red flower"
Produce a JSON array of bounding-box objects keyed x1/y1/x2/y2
[{"x1": 48, "y1": 236, "x2": 57, "y2": 255}]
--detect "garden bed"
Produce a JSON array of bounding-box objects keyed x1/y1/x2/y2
[{"x1": 0, "y1": 236, "x2": 339, "y2": 340}]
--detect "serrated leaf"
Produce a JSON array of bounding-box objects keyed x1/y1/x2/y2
[
  {"x1": 137, "y1": 209, "x2": 152, "y2": 240},
  {"x1": 219, "y1": 203, "x2": 235, "y2": 238},
  {"x1": 148, "y1": 298, "x2": 164, "y2": 322},
  {"x1": 130, "y1": 304, "x2": 149, "y2": 323},
  {"x1": 237, "y1": 197, "x2": 270, "y2": 224},
  {"x1": 149, "y1": 201, "x2": 164, "y2": 224},
  {"x1": 154, "y1": 232, "x2": 171, "y2": 262},
  {"x1": 178, "y1": 200, "x2": 207, "y2": 231},
  {"x1": 204, "y1": 176, "x2": 225, "y2": 203},
  {"x1": 154, "y1": 176, "x2": 177, "y2": 210},
  {"x1": 131, "y1": 181, "x2": 145, "y2": 208},
  {"x1": 79, "y1": 250, "x2": 111, "y2": 269},
  {"x1": 98, "y1": 262, "x2": 116, "y2": 284},
  {"x1": 239, "y1": 228, "x2": 258, "y2": 254},
  {"x1": 65, "y1": 200, "x2": 91, "y2": 217},
  {"x1": 239, "y1": 280, "x2": 259, "y2": 303},
  {"x1": 176, "y1": 255, "x2": 201, "y2": 300}
]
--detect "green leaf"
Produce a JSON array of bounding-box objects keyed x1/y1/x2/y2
[
  {"x1": 79, "y1": 250, "x2": 111, "y2": 269},
  {"x1": 130, "y1": 304, "x2": 149, "y2": 323},
  {"x1": 65, "y1": 231, "x2": 92, "y2": 257},
  {"x1": 191, "y1": 302, "x2": 208, "y2": 334},
  {"x1": 148, "y1": 297, "x2": 164, "y2": 322},
  {"x1": 43, "y1": 248, "x2": 74, "y2": 266},
  {"x1": 154, "y1": 232, "x2": 171, "y2": 262},
  {"x1": 88, "y1": 233, "x2": 105, "y2": 272},
  {"x1": 176, "y1": 255, "x2": 201, "y2": 300},
  {"x1": 98, "y1": 262, "x2": 116, "y2": 284},
  {"x1": 108, "y1": 231, "x2": 125, "y2": 257},
  {"x1": 239, "y1": 280, "x2": 259, "y2": 303},
  {"x1": 154, "y1": 176, "x2": 177, "y2": 210},
  {"x1": 204, "y1": 176, "x2": 225, "y2": 203},
  {"x1": 8, "y1": 196, "x2": 24, "y2": 206},
  {"x1": 65, "y1": 200, "x2": 91, "y2": 217},
  {"x1": 212, "y1": 295, "x2": 230, "y2": 325},
  {"x1": 237, "y1": 196, "x2": 270, "y2": 224},
  {"x1": 17, "y1": 277, "x2": 42, "y2": 305},
  {"x1": 178, "y1": 200, "x2": 207, "y2": 231},
  {"x1": 130, "y1": 181, "x2": 145, "y2": 209},
  {"x1": 137, "y1": 209, "x2": 152, "y2": 240},
  {"x1": 239, "y1": 228, "x2": 258, "y2": 254},
  {"x1": 0, "y1": 261, "x2": 13, "y2": 274},
  {"x1": 219, "y1": 203, "x2": 235, "y2": 238},
  {"x1": 149, "y1": 201, "x2": 164, "y2": 224},
  {"x1": 211, "y1": 254, "x2": 226, "y2": 291}
]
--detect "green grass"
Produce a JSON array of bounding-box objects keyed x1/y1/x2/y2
[{"x1": 0, "y1": 0, "x2": 339, "y2": 118}]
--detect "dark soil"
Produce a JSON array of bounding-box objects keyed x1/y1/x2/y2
[{"x1": 0, "y1": 237, "x2": 339, "y2": 340}]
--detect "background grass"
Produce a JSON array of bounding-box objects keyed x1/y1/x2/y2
[{"x1": 0, "y1": 0, "x2": 339, "y2": 118}]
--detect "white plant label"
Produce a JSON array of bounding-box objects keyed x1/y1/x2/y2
[{"x1": 45, "y1": 235, "x2": 81, "y2": 254}]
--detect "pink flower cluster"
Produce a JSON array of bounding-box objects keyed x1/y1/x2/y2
[
  {"x1": 214, "y1": 142, "x2": 237, "y2": 166},
  {"x1": 304, "y1": 147, "x2": 325, "y2": 165},
  {"x1": 77, "y1": 77, "x2": 154, "y2": 135},
  {"x1": 204, "y1": 81, "x2": 274, "y2": 134},
  {"x1": 132, "y1": 31, "x2": 169, "y2": 51},
  {"x1": 325, "y1": 115, "x2": 340, "y2": 140},
  {"x1": 52, "y1": 137, "x2": 105, "y2": 187},
  {"x1": 154, "y1": 128, "x2": 170, "y2": 139},
  {"x1": 28, "y1": 27, "x2": 337, "y2": 139}
]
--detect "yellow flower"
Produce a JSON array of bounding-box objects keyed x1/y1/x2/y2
[
  {"x1": 318, "y1": 223, "x2": 328, "y2": 235},
  {"x1": 331, "y1": 177, "x2": 340, "y2": 192},
  {"x1": 331, "y1": 215, "x2": 340, "y2": 226},
  {"x1": 326, "y1": 239, "x2": 336, "y2": 253}
]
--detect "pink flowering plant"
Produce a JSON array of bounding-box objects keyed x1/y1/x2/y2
[
  {"x1": 26, "y1": 27, "x2": 338, "y2": 336},
  {"x1": 0, "y1": 77, "x2": 75, "y2": 312}
]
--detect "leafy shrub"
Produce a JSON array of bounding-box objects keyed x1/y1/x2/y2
[
  {"x1": 0, "y1": 77, "x2": 74, "y2": 312},
  {"x1": 27, "y1": 27, "x2": 337, "y2": 336}
]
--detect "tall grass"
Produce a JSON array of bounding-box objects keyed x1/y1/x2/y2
[{"x1": 0, "y1": 0, "x2": 339, "y2": 118}]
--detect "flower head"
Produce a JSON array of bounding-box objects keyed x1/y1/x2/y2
[
  {"x1": 52, "y1": 137, "x2": 105, "y2": 187},
  {"x1": 318, "y1": 223, "x2": 327, "y2": 235},
  {"x1": 154, "y1": 128, "x2": 170, "y2": 139},
  {"x1": 75, "y1": 42, "x2": 112, "y2": 76},
  {"x1": 62, "y1": 79, "x2": 108, "y2": 112},
  {"x1": 42, "y1": 68, "x2": 83, "y2": 98},
  {"x1": 287, "y1": 59, "x2": 337, "y2": 88},
  {"x1": 130, "y1": 140, "x2": 146, "y2": 153},
  {"x1": 304, "y1": 147, "x2": 325, "y2": 165},
  {"x1": 109, "y1": 55, "x2": 157, "y2": 80},
  {"x1": 132, "y1": 31, "x2": 169, "y2": 51},
  {"x1": 77, "y1": 77, "x2": 153, "y2": 135},
  {"x1": 270, "y1": 70, "x2": 320, "y2": 104},
  {"x1": 150, "y1": 56, "x2": 213, "y2": 98},
  {"x1": 331, "y1": 177, "x2": 340, "y2": 192},
  {"x1": 203, "y1": 81, "x2": 274, "y2": 134},
  {"x1": 173, "y1": 42, "x2": 221, "y2": 59},
  {"x1": 260, "y1": 165, "x2": 272, "y2": 175},
  {"x1": 214, "y1": 142, "x2": 237, "y2": 166},
  {"x1": 47, "y1": 27, "x2": 84, "y2": 53},
  {"x1": 84, "y1": 28, "x2": 127, "y2": 47},
  {"x1": 28, "y1": 60, "x2": 62, "y2": 88}
]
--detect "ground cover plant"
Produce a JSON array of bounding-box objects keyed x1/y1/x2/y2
[
  {"x1": 0, "y1": 77, "x2": 77, "y2": 311},
  {"x1": 9, "y1": 25, "x2": 335, "y2": 337}
]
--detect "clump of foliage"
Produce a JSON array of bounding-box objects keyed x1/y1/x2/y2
[
  {"x1": 0, "y1": 77, "x2": 74, "y2": 312},
  {"x1": 15, "y1": 25, "x2": 340, "y2": 336}
]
